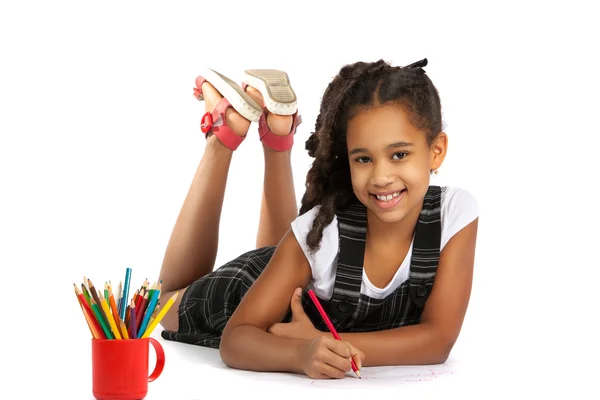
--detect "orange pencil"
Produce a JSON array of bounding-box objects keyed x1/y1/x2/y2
[{"x1": 107, "y1": 283, "x2": 124, "y2": 337}]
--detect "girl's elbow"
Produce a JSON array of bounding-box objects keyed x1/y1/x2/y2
[
  {"x1": 219, "y1": 326, "x2": 237, "y2": 368},
  {"x1": 432, "y1": 335, "x2": 456, "y2": 364}
]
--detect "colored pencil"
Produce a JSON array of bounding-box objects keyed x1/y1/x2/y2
[
  {"x1": 125, "y1": 305, "x2": 131, "y2": 326},
  {"x1": 128, "y1": 302, "x2": 138, "y2": 339},
  {"x1": 135, "y1": 292, "x2": 149, "y2": 332},
  {"x1": 91, "y1": 300, "x2": 114, "y2": 339},
  {"x1": 116, "y1": 280, "x2": 122, "y2": 312},
  {"x1": 147, "y1": 282, "x2": 156, "y2": 302},
  {"x1": 87, "y1": 279, "x2": 109, "y2": 325},
  {"x1": 104, "y1": 282, "x2": 109, "y2": 305},
  {"x1": 100, "y1": 293, "x2": 122, "y2": 339},
  {"x1": 307, "y1": 289, "x2": 360, "y2": 378},
  {"x1": 120, "y1": 320, "x2": 130, "y2": 339},
  {"x1": 73, "y1": 284, "x2": 99, "y2": 338},
  {"x1": 131, "y1": 288, "x2": 139, "y2": 305},
  {"x1": 135, "y1": 287, "x2": 144, "y2": 311},
  {"x1": 74, "y1": 284, "x2": 105, "y2": 338},
  {"x1": 141, "y1": 291, "x2": 179, "y2": 338},
  {"x1": 81, "y1": 283, "x2": 91, "y2": 305},
  {"x1": 107, "y1": 283, "x2": 125, "y2": 337},
  {"x1": 137, "y1": 288, "x2": 160, "y2": 338},
  {"x1": 120, "y1": 268, "x2": 132, "y2": 319}
]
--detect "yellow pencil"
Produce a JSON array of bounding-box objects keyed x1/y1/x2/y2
[
  {"x1": 100, "y1": 293, "x2": 122, "y2": 339},
  {"x1": 140, "y1": 291, "x2": 179, "y2": 338},
  {"x1": 120, "y1": 320, "x2": 130, "y2": 339}
]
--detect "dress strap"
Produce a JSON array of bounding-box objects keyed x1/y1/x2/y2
[
  {"x1": 328, "y1": 196, "x2": 367, "y2": 322},
  {"x1": 408, "y1": 185, "x2": 442, "y2": 307}
]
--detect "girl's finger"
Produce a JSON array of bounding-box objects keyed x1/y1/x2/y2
[{"x1": 314, "y1": 360, "x2": 348, "y2": 379}]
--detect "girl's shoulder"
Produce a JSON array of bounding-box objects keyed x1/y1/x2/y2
[
  {"x1": 290, "y1": 205, "x2": 339, "y2": 275},
  {"x1": 439, "y1": 185, "x2": 479, "y2": 249}
]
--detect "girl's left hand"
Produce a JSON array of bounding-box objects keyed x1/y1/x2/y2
[{"x1": 268, "y1": 288, "x2": 321, "y2": 340}]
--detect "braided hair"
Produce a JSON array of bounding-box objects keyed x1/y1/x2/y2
[{"x1": 299, "y1": 58, "x2": 443, "y2": 253}]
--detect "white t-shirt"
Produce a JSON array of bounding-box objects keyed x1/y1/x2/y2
[{"x1": 291, "y1": 186, "x2": 479, "y2": 300}]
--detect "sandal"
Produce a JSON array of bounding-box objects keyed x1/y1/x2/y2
[
  {"x1": 194, "y1": 68, "x2": 263, "y2": 151},
  {"x1": 241, "y1": 69, "x2": 302, "y2": 152},
  {"x1": 242, "y1": 69, "x2": 297, "y2": 116},
  {"x1": 256, "y1": 109, "x2": 302, "y2": 152}
]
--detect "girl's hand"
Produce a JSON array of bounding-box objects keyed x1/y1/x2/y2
[
  {"x1": 298, "y1": 336, "x2": 364, "y2": 379},
  {"x1": 268, "y1": 288, "x2": 320, "y2": 340}
]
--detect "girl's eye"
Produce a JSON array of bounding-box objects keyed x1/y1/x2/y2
[
  {"x1": 392, "y1": 152, "x2": 408, "y2": 160},
  {"x1": 356, "y1": 156, "x2": 371, "y2": 164}
]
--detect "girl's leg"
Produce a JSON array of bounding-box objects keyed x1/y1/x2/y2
[
  {"x1": 157, "y1": 82, "x2": 251, "y2": 332},
  {"x1": 245, "y1": 86, "x2": 298, "y2": 248}
]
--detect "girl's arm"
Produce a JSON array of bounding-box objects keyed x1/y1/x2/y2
[
  {"x1": 219, "y1": 229, "x2": 314, "y2": 373},
  {"x1": 334, "y1": 217, "x2": 479, "y2": 366}
]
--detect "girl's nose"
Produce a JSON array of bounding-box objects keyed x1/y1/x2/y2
[{"x1": 370, "y1": 162, "x2": 395, "y2": 187}]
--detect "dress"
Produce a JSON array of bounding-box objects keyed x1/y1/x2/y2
[{"x1": 161, "y1": 186, "x2": 444, "y2": 348}]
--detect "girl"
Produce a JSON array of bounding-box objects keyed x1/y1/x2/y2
[{"x1": 156, "y1": 59, "x2": 479, "y2": 380}]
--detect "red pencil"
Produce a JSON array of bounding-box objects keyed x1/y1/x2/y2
[{"x1": 307, "y1": 289, "x2": 361, "y2": 378}]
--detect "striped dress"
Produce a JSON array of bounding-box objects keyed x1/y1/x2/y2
[{"x1": 161, "y1": 186, "x2": 443, "y2": 348}]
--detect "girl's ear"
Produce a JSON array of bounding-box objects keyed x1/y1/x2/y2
[{"x1": 430, "y1": 132, "x2": 448, "y2": 171}]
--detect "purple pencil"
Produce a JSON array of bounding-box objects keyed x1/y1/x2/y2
[{"x1": 128, "y1": 300, "x2": 138, "y2": 339}]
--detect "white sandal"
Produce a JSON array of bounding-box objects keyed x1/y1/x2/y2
[
  {"x1": 195, "y1": 68, "x2": 263, "y2": 122},
  {"x1": 241, "y1": 69, "x2": 297, "y2": 116}
]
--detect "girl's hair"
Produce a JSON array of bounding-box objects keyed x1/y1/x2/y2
[{"x1": 298, "y1": 58, "x2": 443, "y2": 253}]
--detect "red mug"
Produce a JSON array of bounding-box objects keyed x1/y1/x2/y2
[{"x1": 91, "y1": 338, "x2": 165, "y2": 400}]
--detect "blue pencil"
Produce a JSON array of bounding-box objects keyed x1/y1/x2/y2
[
  {"x1": 119, "y1": 267, "x2": 132, "y2": 319},
  {"x1": 136, "y1": 289, "x2": 160, "y2": 338}
]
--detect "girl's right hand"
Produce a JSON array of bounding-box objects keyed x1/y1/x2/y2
[{"x1": 298, "y1": 336, "x2": 364, "y2": 379}]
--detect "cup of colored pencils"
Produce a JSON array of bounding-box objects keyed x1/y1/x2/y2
[
  {"x1": 73, "y1": 268, "x2": 179, "y2": 340},
  {"x1": 76, "y1": 268, "x2": 178, "y2": 399}
]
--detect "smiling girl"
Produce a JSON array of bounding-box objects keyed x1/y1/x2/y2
[{"x1": 156, "y1": 59, "x2": 479, "y2": 379}]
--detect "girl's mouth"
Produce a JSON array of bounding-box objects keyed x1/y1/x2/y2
[{"x1": 370, "y1": 189, "x2": 406, "y2": 210}]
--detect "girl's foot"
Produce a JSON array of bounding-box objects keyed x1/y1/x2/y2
[
  {"x1": 194, "y1": 68, "x2": 263, "y2": 151},
  {"x1": 241, "y1": 69, "x2": 302, "y2": 152},
  {"x1": 200, "y1": 82, "x2": 251, "y2": 139},
  {"x1": 244, "y1": 86, "x2": 293, "y2": 137}
]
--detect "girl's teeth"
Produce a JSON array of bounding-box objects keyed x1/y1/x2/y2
[{"x1": 376, "y1": 191, "x2": 403, "y2": 202}]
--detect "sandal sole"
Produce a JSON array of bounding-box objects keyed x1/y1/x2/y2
[
  {"x1": 198, "y1": 68, "x2": 263, "y2": 122},
  {"x1": 243, "y1": 69, "x2": 297, "y2": 116}
]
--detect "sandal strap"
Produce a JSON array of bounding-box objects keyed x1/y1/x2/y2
[
  {"x1": 200, "y1": 97, "x2": 245, "y2": 151},
  {"x1": 194, "y1": 76, "x2": 208, "y2": 100},
  {"x1": 259, "y1": 110, "x2": 302, "y2": 152}
]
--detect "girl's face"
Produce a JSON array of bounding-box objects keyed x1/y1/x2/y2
[{"x1": 346, "y1": 103, "x2": 447, "y2": 225}]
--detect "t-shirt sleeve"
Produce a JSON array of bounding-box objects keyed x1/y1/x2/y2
[
  {"x1": 290, "y1": 205, "x2": 339, "y2": 282},
  {"x1": 440, "y1": 187, "x2": 480, "y2": 250},
  {"x1": 290, "y1": 206, "x2": 320, "y2": 269}
]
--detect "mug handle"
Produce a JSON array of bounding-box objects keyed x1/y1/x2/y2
[{"x1": 148, "y1": 337, "x2": 165, "y2": 382}]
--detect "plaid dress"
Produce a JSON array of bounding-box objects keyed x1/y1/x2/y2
[{"x1": 161, "y1": 186, "x2": 443, "y2": 348}]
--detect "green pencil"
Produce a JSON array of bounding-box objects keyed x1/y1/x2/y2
[
  {"x1": 91, "y1": 301, "x2": 113, "y2": 339},
  {"x1": 81, "y1": 283, "x2": 91, "y2": 305}
]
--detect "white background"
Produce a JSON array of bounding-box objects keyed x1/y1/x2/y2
[{"x1": 1, "y1": 0, "x2": 598, "y2": 398}]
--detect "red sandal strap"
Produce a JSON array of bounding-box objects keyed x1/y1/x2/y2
[
  {"x1": 258, "y1": 110, "x2": 302, "y2": 152},
  {"x1": 200, "y1": 97, "x2": 245, "y2": 151},
  {"x1": 194, "y1": 76, "x2": 208, "y2": 100}
]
